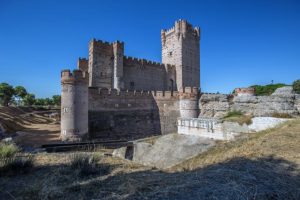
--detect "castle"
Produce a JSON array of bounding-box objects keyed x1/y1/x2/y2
[{"x1": 61, "y1": 20, "x2": 201, "y2": 141}]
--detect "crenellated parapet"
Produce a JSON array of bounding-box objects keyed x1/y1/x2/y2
[
  {"x1": 77, "y1": 58, "x2": 88, "y2": 72},
  {"x1": 179, "y1": 87, "x2": 200, "y2": 99},
  {"x1": 161, "y1": 19, "x2": 200, "y2": 44},
  {"x1": 123, "y1": 56, "x2": 174, "y2": 69},
  {"x1": 88, "y1": 87, "x2": 199, "y2": 101},
  {"x1": 61, "y1": 69, "x2": 89, "y2": 85}
]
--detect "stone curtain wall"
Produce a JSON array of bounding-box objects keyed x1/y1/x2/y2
[
  {"x1": 200, "y1": 87, "x2": 300, "y2": 118},
  {"x1": 123, "y1": 56, "x2": 176, "y2": 91},
  {"x1": 88, "y1": 88, "x2": 180, "y2": 140}
]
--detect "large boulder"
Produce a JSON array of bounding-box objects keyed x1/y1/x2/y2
[
  {"x1": 113, "y1": 134, "x2": 215, "y2": 169},
  {"x1": 248, "y1": 117, "x2": 289, "y2": 132}
]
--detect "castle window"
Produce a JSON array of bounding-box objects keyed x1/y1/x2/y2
[
  {"x1": 130, "y1": 81, "x2": 135, "y2": 90},
  {"x1": 169, "y1": 52, "x2": 173, "y2": 56}
]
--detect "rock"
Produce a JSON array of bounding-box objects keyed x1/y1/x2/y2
[
  {"x1": 295, "y1": 94, "x2": 300, "y2": 112},
  {"x1": 114, "y1": 134, "x2": 215, "y2": 169},
  {"x1": 2, "y1": 137, "x2": 13, "y2": 143},
  {"x1": 112, "y1": 146, "x2": 127, "y2": 158},
  {"x1": 248, "y1": 117, "x2": 289, "y2": 132},
  {"x1": 222, "y1": 121, "x2": 250, "y2": 134},
  {"x1": 199, "y1": 94, "x2": 231, "y2": 118},
  {"x1": 271, "y1": 86, "x2": 294, "y2": 97}
]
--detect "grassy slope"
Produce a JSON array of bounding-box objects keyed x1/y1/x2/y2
[
  {"x1": 0, "y1": 120, "x2": 299, "y2": 199},
  {"x1": 172, "y1": 119, "x2": 300, "y2": 171}
]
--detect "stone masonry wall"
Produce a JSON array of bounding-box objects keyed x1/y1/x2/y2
[
  {"x1": 123, "y1": 56, "x2": 176, "y2": 91},
  {"x1": 88, "y1": 88, "x2": 180, "y2": 140}
]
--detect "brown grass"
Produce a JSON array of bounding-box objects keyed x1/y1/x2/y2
[
  {"x1": 222, "y1": 111, "x2": 253, "y2": 125},
  {"x1": 171, "y1": 119, "x2": 300, "y2": 171},
  {"x1": 0, "y1": 120, "x2": 299, "y2": 199},
  {"x1": 272, "y1": 112, "x2": 293, "y2": 118}
]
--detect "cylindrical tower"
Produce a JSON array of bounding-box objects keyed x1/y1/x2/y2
[
  {"x1": 61, "y1": 69, "x2": 88, "y2": 141},
  {"x1": 179, "y1": 87, "x2": 200, "y2": 118}
]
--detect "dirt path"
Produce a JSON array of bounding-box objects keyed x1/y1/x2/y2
[
  {"x1": 15, "y1": 123, "x2": 60, "y2": 148},
  {"x1": 0, "y1": 106, "x2": 61, "y2": 148}
]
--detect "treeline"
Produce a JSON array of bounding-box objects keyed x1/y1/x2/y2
[
  {"x1": 250, "y1": 80, "x2": 300, "y2": 96},
  {"x1": 0, "y1": 82, "x2": 60, "y2": 106}
]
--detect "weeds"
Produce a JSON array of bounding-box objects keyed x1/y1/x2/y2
[
  {"x1": 68, "y1": 153, "x2": 110, "y2": 176},
  {"x1": 0, "y1": 142, "x2": 34, "y2": 176},
  {"x1": 271, "y1": 112, "x2": 292, "y2": 118},
  {"x1": 223, "y1": 110, "x2": 253, "y2": 125}
]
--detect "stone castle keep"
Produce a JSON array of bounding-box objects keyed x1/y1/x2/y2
[{"x1": 61, "y1": 20, "x2": 201, "y2": 141}]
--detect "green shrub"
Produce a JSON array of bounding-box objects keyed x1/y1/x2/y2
[
  {"x1": 0, "y1": 142, "x2": 34, "y2": 176},
  {"x1": 223, "y1": 110, "x2": 252, "y2": 125},
  {"x1": 69, "y1": 153, "x2": 106, "y2": 176},
  {"x1": 292, "y1": 79, "x2": 300, "y2": 94},
  {"x1": 251, "y1": 83, "x2": 288, "y2": 96},
  {"x1": 0, "y1": 142, "x2": 19, "y2": 159},
  {"x1": 224, "y1": 110, "x2": 243, "y2": 118}
]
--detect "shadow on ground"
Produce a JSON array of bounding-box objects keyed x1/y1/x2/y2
[{"x1": 0, "y1": 155, "x2": 299, "y2": 200}]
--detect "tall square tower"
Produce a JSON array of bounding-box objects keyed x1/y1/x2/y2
[{"x1": 161, "y1": 20, "x2": 200, "y2": 90}]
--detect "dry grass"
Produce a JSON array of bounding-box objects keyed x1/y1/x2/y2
[
  {"x1": 172, "y1": 119, "x2": 300, "y2": 171},
  {"x1": 272, "y1": 112, "x2": 293, "y2": 118},
  {"x1": 222, "y1": 110, "x2": 253, "y2": 125},
  {"x1": 0, "y1": 120, "x2": 299, "y2": 199}
]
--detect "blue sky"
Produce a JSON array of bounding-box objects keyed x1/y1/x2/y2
[{"x1": 0, "y1": 0, "x2": 299, "y2": 97}]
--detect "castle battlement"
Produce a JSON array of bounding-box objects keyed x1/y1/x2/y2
[
  {"x1": 161, "y1": 19, "x2": 200, "y2": 39},
  {"x1": 123, "y1": 55, "x2": 175, "y2": 69},
  {"x1": 88, "y1": 87, "x2": 200, "y2": 100},
  {"x1": 61, "y1": 69, "x2": 88, "y2": 84}
]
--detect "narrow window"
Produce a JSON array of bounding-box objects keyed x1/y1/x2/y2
[{"x1": 130, "y1": 81, "x2": 135, "y2": 90}]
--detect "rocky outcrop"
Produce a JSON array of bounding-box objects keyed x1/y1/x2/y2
[
  {"x1": 295, "y1": 94, "x2": 300, "y2": 112},
  {"x1": 199, "y1": 94, "x2": 232, "y2": 118},
  {"x1": 200, "y1": 87, "x2": 299, "y2": 118}
]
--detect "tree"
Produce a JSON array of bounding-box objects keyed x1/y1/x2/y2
[
  {"x1": 293, "y1": 79, "x2": 300, "y2": 94},
  {"x1": 34, "y1": 98, "x2": 46, "y2": 106},
  {"x1": 14, "y1": 86, "x2": 27, "y2": 105},
  {"x1": 44, "y1": 98, "x2": 53, "y2": 106},
  {"x1": 23, "y1": 93, "x2": 35, "y2": 106},
  {"x1": 52, "y1": 95, "x2": 61, "y2": 106},
  {"x1": 0, "y1": 83, "x2": 15, "y2": 106}
]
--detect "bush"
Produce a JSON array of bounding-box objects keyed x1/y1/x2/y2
[
  {"x1": 251, "y1": 83, "x2": 288, "y2": 96},
  {"x1": 292, "y1": 79, "x2": 300, "y2": 94},
  {"x1": 0, "y1": 142, "x2": 19, "y2": 159},
  {"x1": 223, "y1": 110, "x2": 252, "y2": 125},
  {"x1": 224, "y1": 110, "x2": 243, "y2": 118},
  {"x1": 69, "y1": 153, "x2": 106, "y2": 176},
  {"x1": 0, "y1": 142, "x2": 34, "y2": 176}
]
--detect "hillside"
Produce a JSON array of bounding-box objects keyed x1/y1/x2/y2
[{"x1": 1, "y1": 119, "x2": 299, "y2": 199}]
